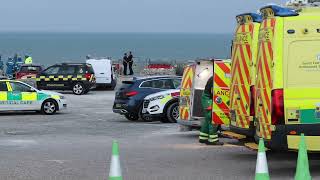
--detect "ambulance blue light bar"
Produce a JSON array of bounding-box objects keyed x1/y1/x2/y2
[
  {"x1": 260, "y1": 5, "x2": 298, "y2": 17},
  {"x1": 236, "y1": 13, "x2": 262, "y2": 23}
]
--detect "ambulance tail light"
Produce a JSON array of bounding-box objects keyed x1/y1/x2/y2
[
  {"x1": 250, "y1": 86, "x2": 256, "y2": 116},
  {"x1": 271, "y1": 89, "x2": 285, "y2": 125}
]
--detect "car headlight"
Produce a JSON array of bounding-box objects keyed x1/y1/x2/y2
[
  {"x1": 149, "y1": 95, "x2": 165, "y2": 101},
  {"x1": 60, "y1": 96, "x2": 65, "y2": 99}
]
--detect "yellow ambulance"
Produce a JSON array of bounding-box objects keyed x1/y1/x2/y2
[
  {"x1": 178, "y1": 59, "x2": 231, "y2": 131},
  {"x1": 229, "y1": 13, "x2": 262, "y2": 137},
  {"x1": 255, "y1": 4, "x2": 320, "y2": 151}
]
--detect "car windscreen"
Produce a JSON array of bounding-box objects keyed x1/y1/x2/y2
[{"x1": 20, "y1": 66, "x2": 41, "y2": 72}]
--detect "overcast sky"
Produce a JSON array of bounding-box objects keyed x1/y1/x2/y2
[{"x1": 0, "y1": 0, "x2": 287, "y2": 33}]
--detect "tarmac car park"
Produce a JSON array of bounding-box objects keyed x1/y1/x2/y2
[
  {"x1": 0, "y1": 79, "x2": 67, "y2": 115},
  {"x1": 142, "y1": 89, "x2": 180, "y2": 123},
  {"x1": 113, "y1": 76, "x2": 181, "y2": 121},
  {"x1": 36, "y1": 63, "x2": 96, "y2": 95}
]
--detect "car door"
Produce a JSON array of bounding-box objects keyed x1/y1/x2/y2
[
  {"x1": 8, "y1": 81, "x2": 38, "y2": 110},
  {"x1": 38, "y1": 65, "x2": 62, "y2": 90},
  {"x1": 0, "y1": 81, "x2": 10, "y2": 111},
  {"x1": 59, "y1": 65, "x2": 76, "y2": 89}
]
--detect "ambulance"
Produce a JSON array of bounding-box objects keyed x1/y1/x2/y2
[
  {"x1": 178, "y1": 59, "x2": 231, "y2": 131},
  {"x1": 255, "y1": 2, "x2": 320, "y2": 151},
  {"x1": 229, "y1": 13, "x2": 262, "y2": 137}
]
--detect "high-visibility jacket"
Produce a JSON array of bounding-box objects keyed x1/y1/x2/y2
[{"x1": 25, "y1": 57, "x2": 33, "y2": 64}]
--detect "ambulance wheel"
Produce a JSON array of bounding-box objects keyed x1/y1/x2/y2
[
  {"x1": 73, "y1": 82, "x2": 85, "y2": 95},
  {"x1": 41, "y1": 100, "x2": 57, "y2": 115},
  {"x1": 166, "y1": 102, "x2": 179, "y2": 123}
]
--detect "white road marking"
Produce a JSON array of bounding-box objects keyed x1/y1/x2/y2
[
  {"x1": 0, "y1": 139, "x2": 38, "y2": 146},
  {"x1": 47, "y1": 160, "x2": 67, "y2": 164}
]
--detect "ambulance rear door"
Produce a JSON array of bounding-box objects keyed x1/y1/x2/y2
[
  {"x1": 284, "y1": 13, "x2": 320, "y2": 125},
  {"x1": 191, "y1": 60, "x2": 213, "y2": 119},
  {"x1": 230, "y1": 13, "x2": 262, "y2": 130},
  {"x1": 179, "y1": 64, "x2": 195, "y2": 121},
  {"x1": 212, "y1": 60, "x2": 231, "y2": 125}
]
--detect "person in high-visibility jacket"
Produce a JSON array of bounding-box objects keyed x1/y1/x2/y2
[
  {"x1": 24, "y1": 55, "x2": 33, "y2": 64},
  {"x1": 199, "y1": 76, "x2": 223, "y2": 145}
]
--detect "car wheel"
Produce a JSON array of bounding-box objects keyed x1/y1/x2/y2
[
  {"x1": 41, "y1": 100, "x2": 57, "y2": 115},
  {"x1": 166, "y1": 102, "x2": 179, "y2": 123},
  {"x1": 125, "y1": 114, "x2": 139, "y2": 121},
  {"x1": 73, "y1": 82, "x2": 85, "y2": 95}
]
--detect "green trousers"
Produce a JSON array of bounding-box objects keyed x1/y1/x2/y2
[{"x1": 199, "y1": 92, "x2": 219, "y2": 143}]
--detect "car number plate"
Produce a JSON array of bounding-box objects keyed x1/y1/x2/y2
[{"x1": 115, "y1": 104, "x2": 122, "y2": 108}]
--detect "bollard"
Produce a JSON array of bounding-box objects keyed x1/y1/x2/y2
[
  {"x1": 294, "y1": 134, "x2": 311, "y2": 180},
  {"x1": 255, "y1": 138, "x2": 270, "y2": 180},
  {"x1": 109, "y1": 140, "x2": 123, "y2": 180}
]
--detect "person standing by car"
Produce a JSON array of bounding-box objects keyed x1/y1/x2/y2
[
  {"x1": 199, "y1": 76, "x2": 223, "y2": 146},
  {"x1": 128, "y1": 51, "x2": 134, "y2": 75},
  {"x1": 24, "y1": 55, "x2": 33, "y2": 64},
  {"x1": 123, "y1": 53, "x2": 128, "y2": 75}
]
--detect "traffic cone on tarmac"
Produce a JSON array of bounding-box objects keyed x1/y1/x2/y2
[
  {"x1": 255, "y1": 138, "x2": 270, "y2": 180},
  {"x1": 294, "y1": 134, "x2": 311, "y2": 180},
  {"x1": 109, "y1": 140, "x2": 123, "y2": 180}
]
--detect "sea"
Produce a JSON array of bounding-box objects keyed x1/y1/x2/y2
[{"x1": 0, "y1": 32, "x2": 232, "y2": 67}]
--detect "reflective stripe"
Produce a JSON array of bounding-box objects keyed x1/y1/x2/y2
[
  {"x1": 21, "y1": 92, "x2": 37, "y2": 101},
  {"x1": 208, "y1": 138, "x2": 218, "y2": 143},
  {"x1": 209, "y1": 135, "x2": 218, "y2": 139},
  {"x1": 199, "y1": 132, "x2": 209, "y2": 137},
  {"x1": 109, "y1": 155, "x2": 122, "y2": 177},
  {"x1": 199, "y1": 136, "x2": 209, "y2": 140},
  {"x1": 255, "y1": 152, "x2": 269, "y2": 174},
  {"x1": 35, "y1": 75, "x2": 90, "y2": 82},
  {"x1": 0, "y1": 92, "x2": 7, "y2": 100}
]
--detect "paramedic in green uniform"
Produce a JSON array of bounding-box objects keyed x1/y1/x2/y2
[{"x1": 199, "y1": 76, "x2": 223, "y2": 145}]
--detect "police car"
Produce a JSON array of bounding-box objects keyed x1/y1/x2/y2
[
  {"x1": 142, "y1": 89, "x2": 180, "y2": 123},
  {"x1": 36, "y1": 63, "x2": 96, "y2": 95},
  {"x1": 0, "y1": 80, "x2": 67, "y2": 115}
]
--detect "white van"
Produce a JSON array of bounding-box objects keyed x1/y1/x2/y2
[{"x1": 86, "y1": 59, "x2": 117, "y2": 89}]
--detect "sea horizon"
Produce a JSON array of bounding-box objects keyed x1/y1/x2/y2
[{"x1": 0, "y1": 32, "x2": 233, "y2": 67}]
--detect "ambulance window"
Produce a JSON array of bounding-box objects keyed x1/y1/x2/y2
[
  {"x1": 10, "y1": 82, "x2": 32, "y2": 92},
  {"x1": 0, "y1": 82, "x2": 7, "y2": 91}
]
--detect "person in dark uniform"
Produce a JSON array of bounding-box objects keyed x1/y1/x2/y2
[
  {"x1": 123, "y1": 53, "x2": 128, "y2": 75},
  {"x1": 199, "y1": 76, "x2": 223, "y2": 145},
  {"x1": 128, "y1": 51, "x2": 134, "y2": 75}
]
